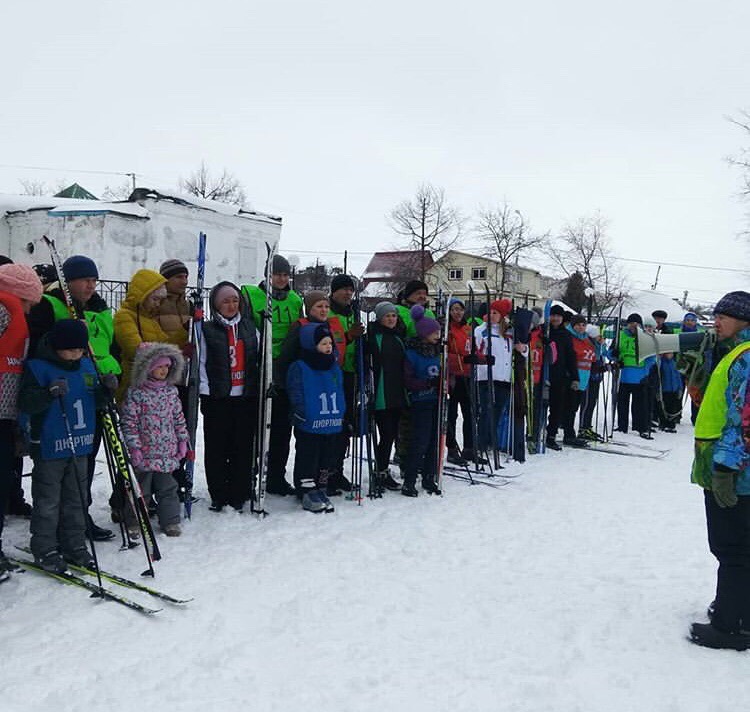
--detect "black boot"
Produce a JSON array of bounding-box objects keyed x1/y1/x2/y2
[
  {"x1": 545, "y1": 438, "x2": 562, "y2": 451},
  {"x1": 446, "y1": 449, "x2": 467, "y2": 466},
  {"x1": 381, "y1": 472, "x2": 401, "y2": 491},
  {"x1": 689, "y1": 622, "x2": 750, "y2": 651},
  {"x1": 87, "y1": 515, "x2": 115, "y2": 542},
  {"x1": 422, "y1": 479, "x2": 442, "y2": 495},
  {"x1": 562, "y1": 436, "x2": 589, "y2": 448},
  {"x1": 401, "y1": 484, "x2": 418, "y2": 497}
]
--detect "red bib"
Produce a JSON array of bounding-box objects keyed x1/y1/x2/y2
[{"x1": 228, "y1": 327, "x2": 246, "y2": 389}]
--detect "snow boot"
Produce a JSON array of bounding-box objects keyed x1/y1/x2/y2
[
  {"x1": 266, "y1": 479, "x2": 296, "y2": 496},
  {"x1": 163, "y1": 523, "x2": 182, "y2": 537},
  {"x1": 332, "y1": 472, "x2": 352, "y2": 492},
  {"x1": 422, "y1": 479, "x2": 442, "y2": 495},
  {"x1": 36, "y1": 550, "x2": 67, "y2": 574},
  {"x1": 208, "y1": 502, "x2": 225, "y2": 512},
  {"x1": 380, "y1": 471, "x2": 401, "y2": 491},
  {"x1": 638, "y1": 431, "x2": 654, "y2": 440},
  {"x1": 87, "y1": 515, "x2": 114, "y2": 542},
  {"x1": 318, "y1": 490, "x2": 335, "y2": 513},
  {"x1": 545, "y1": 438, "x2": 562, "y2": 451},
  {"x1": 689, "y1": 622, "x2": 750, "y2": 651},
  {"x1": 401, "y1": 484, "x2": 419, "y2": 497},
  {"x1": 302, "y1": 490, "x2": 326, "y2": 513},
  {"x1": 578, "y1": 427, "x2": 602, "y2": 442},
  {"x1": 126, "y1": 524, "x2": 141, "y2": 540},
  {"x1": 446, "y1": 449, "x2": 467, "y2": 466}
]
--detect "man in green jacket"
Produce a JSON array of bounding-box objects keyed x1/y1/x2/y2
[
  {"x1": 689, "y1": 291, "x2": 750, "y2": 651},
  {"x1": 241, "y1": 254, "x2": 303, "y2": 496},
  {"x1": 395, "y1": 280, "x2": 436, "y2": 338}
]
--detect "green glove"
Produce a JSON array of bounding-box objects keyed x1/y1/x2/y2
[{"x1": 711, "y1": 469, "x2": 738, "y2": 508}]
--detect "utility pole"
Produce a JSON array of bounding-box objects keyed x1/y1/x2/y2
[{"x1": 651, "y1": 266, "x2": 661, "y2": 291}]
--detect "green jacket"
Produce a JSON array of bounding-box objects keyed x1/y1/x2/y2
[
  {"x1": 329, "y1": 299, "x2": 356, "y2": 373},
  {"x1": 396, "y1": 304, "x2": 436, "y2": 339},
  {"x1": 241, "y1": 284, "x2": 303, "y2": 359},
  {"x1": 45, "y1": 293, "x2": 121, "y2": 376}
]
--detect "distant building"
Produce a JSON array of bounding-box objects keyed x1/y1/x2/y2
[
  {"x1": 360, "y1": 250, "x2": 434, "y2": 308},
  {"x1": 426, "y1": 250, "x2": 557, "y2": 306},
  {"x1": 0, "y1": 185, "x2": 281, "y2": 287}
]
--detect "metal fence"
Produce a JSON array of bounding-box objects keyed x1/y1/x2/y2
[{"x1": 97, "y1": 280, "x2": 212, "y2": 312}]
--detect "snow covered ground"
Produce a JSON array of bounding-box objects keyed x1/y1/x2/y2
[{"x1": 2, "y1": 422, "x2": 745, "y2": 712}]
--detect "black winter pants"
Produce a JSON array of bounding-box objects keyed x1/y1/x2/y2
[
  {"x1": 333, "y1": 371, "x2": 356, "y2": 477},
  {"x1": 374, "y1": 408, "x2": 402, "y2": 473},
  {"x1": 0, "y1": 420, "x2": 15, "y2": 540},
  {"x1": 704, "y1": 490, "x2": 750, "y2": 633},
  {"x1": 616, "y1": 382, "x2": 647, "y2": 433},
  {"x1": 201, "y1": 396, "x2": 256, "y2": 509},
  {"x1": 447, "y1": 376, "x2": 474, "y2": 453},
  {"x1": 403, "y1": 401, "x2": 438, "y2": 488},
  {"x1": 579, "y1": 379, "x2": 600, "y2": 431},
  {"x1": 562, "y1": 388, "x2": 583, "y2": 439},
  {"x1": 292, "y1": 430, "x2": 338, "y2": 492},
  {"x1": 546, "y1": 378, "x2": 569, "y2": 440}
]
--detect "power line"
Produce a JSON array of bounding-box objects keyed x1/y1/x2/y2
[
  {"x1": 0, "y1": 163, "x2": 138, "y2": 179},
  {"x1": 612, "y1": 255, "x2": 748, "y2": 275}
]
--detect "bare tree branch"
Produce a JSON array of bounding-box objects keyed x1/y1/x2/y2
[
  {"x1": 473, "y1": 202, "x2": 547, "y2": 295},
  {"x1": 179, "y1": 160, "x2": 248, "y2": 206},
  {"x1": 388, "y1": 183, "x2": 463, "y2": 280}
]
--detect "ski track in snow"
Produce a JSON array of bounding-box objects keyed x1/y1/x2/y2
[{"x1": 2, "y1": 425, "x2": 744, "y2": 712}]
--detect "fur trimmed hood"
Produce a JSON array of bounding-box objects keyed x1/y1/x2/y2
[{"x1": 130, "y1": 341, "x2": 185, "y2": 387}]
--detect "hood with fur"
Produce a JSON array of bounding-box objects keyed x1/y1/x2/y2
[{"x1": 130, "y1": 341, "x2": 184, "y2": 387}]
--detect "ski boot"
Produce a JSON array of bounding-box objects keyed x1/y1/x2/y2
[
  {"x1": 380, "y1": 471, "x2": 402, "y2": 491},
  {"x1": 36, "y1": 549, "x2": 67, "y2": 574},
  {"x1": 87, "y1": 515, "x2": 115, "y2": 542},
  {"x1": 563, "y1": 436, "x2": 589, "y2": 449},
  {"x1": 318, "y1": 489, "x2": 335, "y2": 513},
  {"x1": 689, "y1": 622, "x2": 750, "y2": 651},
  {"x1": 545, "y1": 438, "x2": 562, "y2": 451},
  {"x1": 64, "y1": 547, "x2": 97, "y2": 570},
  {"x1": 163, "y1": 524, "x2": 182, "y2": 537},
  {"x1": 302, "y1": 490, "x2": 326, "y2": 513},
  {"x1": 401, "y1": 484, "x2": 419, "y2": 498},
  {"x1": 0, "y1": 546, "x2": 20, "y2": 575},
  {"x1": 639, "y1": 431, "x2": 654, "y2": 441},
  {"x1": 446, "y1": 449, "x2": 468, "y2": 466}
]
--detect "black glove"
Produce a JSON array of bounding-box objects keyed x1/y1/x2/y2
[
  {"x1": 484, "y1": 355, "x2": 496, "y2": 366},
  {"x1": 49, "y1": 379, "x2": 68, "y2": 398},
  {"x1": 463, "y1": 354, "x2": 479, "y2": 365},
  {"x1": 101, "y1": 373, "x2": 118, "y2": 393}
]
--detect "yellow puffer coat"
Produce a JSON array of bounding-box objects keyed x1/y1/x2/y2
[{"x1": 114, "y1": 269, "x2": 178, "y2": 401}]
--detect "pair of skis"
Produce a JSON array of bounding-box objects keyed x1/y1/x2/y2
[{"x1": 11, "y1": 548, "x2": 191, "y2": 616}]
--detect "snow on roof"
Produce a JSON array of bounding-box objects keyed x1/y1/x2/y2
[
  {"x1": 48, "y1": 201, "x2": 149, "y2": 219},
  {"x1": 621, "y1": 289, "x2": 684, "y2": 321},
  {"x1": 361, "y1": 281, "x2": 394, "y2": 299},
  {"x1": 131, "y1": 185, "x2": 282, "y2": 224},
  {"x1": 362, "y1": 250, "x2": 432, "y2": 278}
]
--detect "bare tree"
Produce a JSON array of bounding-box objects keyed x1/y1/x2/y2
[
  {"x1": 728, "y1": 110, "x2": 750, "y2": 197},
  {"x1": 473, "y1": 203, "x2": 547, "y2": 295},
  {"x1": 546, "y1": 213, "x2": 629, "y2": 319},
  {"x1": 19, "y1": 179, "x2": 49, "y2": 196},
  {"x1": 389, "y1": 183, "x2": 463, "y2": 281},
  {"x1": 102, "y1": 180, "x2": 133, "y2": 201},
  {"x1": 179, "y1": 160, "x2": 248, "y2": 206}
]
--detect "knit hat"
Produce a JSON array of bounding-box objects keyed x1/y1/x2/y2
[
  {"x1": 330, "y1": 274, "x2": 355, "y2": 294},
  {"x1": 50, "y1": 319, "x2": 88, "y2": 350},
  {"x1": 644, "y1": 316, "x2": 657, "y2": 329},
  {"x1": 62, "y1": 255, "x2": 98, "y2": 282},
  {"x1": 585, "y1": 324, "x2": 600, "y2": 338},
  {"x1": 411, "y1": 304, "x2": 441, "y2": 339},
  {"x1": 713, "y1": 291, "x2": 750, "y2": 322},
  {"x1": 490, "y1": 299, "x2": 512, "y2": 318},
  {"x1": 159, "y1": 259, "x2": 188, "y2": 279},
  {"x1": 272, "y1": 255, "x2": 291, "y2": 275},
  {"x1": 448, "y1": 298, "x2": 465, "y2": 309},
  {"x1": 299, "y1": 322, "x2": 333, "y2": 351},
  {"x1": 0, "y1": 264, "x2": 43, "y2": 304},
  {"x1": 626, "y1": 313, "x2": 643, "y2": 326},
  {"x1": 570, "y1": 314, "x2": 586, "y2": 326},
  {"x1": 550, "y1": 305, "x2": 565, "y2": 317},
  {"x1": 683, "y1": 312, "x2": 698, "y2": 321},
  {"x1": 304, "y1": 290, "x2": 329, "y2": 314},
  {"x1": 375, "y1": 301, "x2": 397, "y2": 321},
  {"x1": 403, "y1": 280, "x2": 428, "y2": 299},
  {"x1": 652, "y1": 310, "x2": 668, "y2": 320}
]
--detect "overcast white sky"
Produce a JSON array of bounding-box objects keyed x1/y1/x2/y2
[{"x1": 1, "y1": 0, "x2": 749, "y2": 307}]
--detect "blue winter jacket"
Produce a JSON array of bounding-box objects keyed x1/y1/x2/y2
[
  {"x1": 660, "y1": 356, "x2": 682, "y2": 394},
  {"x1": 712, "y1": 327, "x2": 750, "y2": 493}
]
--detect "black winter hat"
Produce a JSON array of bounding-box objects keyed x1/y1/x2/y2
[
  {"x1": 330, "y1": 274, "x2": 355, "y2": 293},
  {"x1": 570, "y1": 314, "x2": 587, "y2": 326},
  {"x1": 550, "y1": 305, "x2": 565, "y2": 317},
  {"x1": 62, "y1": 255, "x2": 98, "y2": 282},
  {"x1": 272, "y1": 254, "x2": 291, "y2": 275},
  {"x1": 403, "y1": 280, "x2": 428, "y2": 299},
  {"x1": 652, "y1": 310, "x2": 668, "y2": 320},
  {"x1": 51, "y1": 319, "x2": 88, "y2": 350},
  {"x1": 626, "y1": 313, "x2": 643, "y2": 326},
  {"x1": 713, "y1": 291, "x2": 750, "y2": 322}
]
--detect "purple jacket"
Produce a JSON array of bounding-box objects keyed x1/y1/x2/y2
[{"x1": 120, "y1": 342, "x2": 189, "y2": 473}]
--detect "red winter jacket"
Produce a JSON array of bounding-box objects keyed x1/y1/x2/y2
[{"x1": 447, "y1": 321, "x2": 472, "y2": 377}]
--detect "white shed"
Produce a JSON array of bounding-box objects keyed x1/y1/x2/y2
[{"x1": 0, "y1": 186, "x2": 282, "y2": 286}]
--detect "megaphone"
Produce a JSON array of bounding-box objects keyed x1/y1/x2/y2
[{"x1": 635, "y1": 329, "x2": 709, "y2": 361}]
